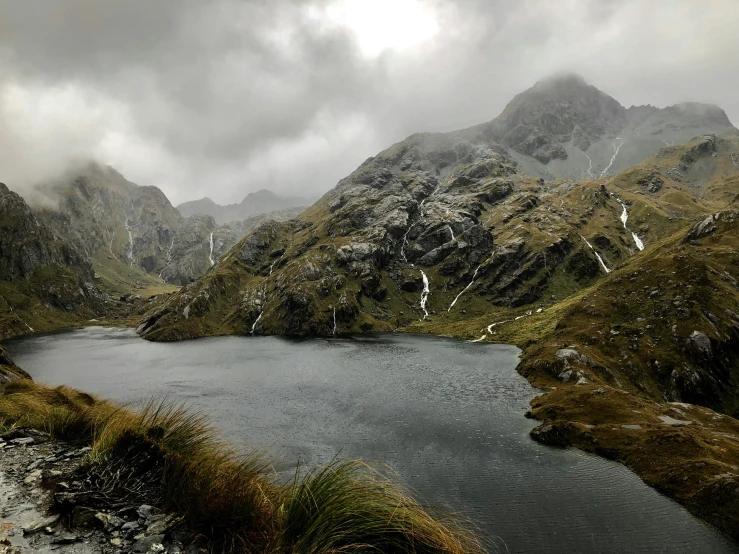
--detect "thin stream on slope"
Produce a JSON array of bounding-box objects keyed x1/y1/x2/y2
[
  {"x1": 159, "y1": 236, "x2": 176, "y2": 280},
  {"x1": 448, "y1": 266, "x2": 480, "y2": 312},
  {"x1": 615, "y1": 197, "x2": 645, "y2": 251},
  {"x1": 419, "y1": 270, "x2": 430, "y2": 318},
  {"x1": 208, "y1": 233, "x2": 215, "y2": 267},
  {"x1": 600, "y1": 139, "x2": 625, "y2": 177},
  {"x1": 400, "y1": 185, "x2": 441, "y2": 317},
  {"x1": 124, "y1": 219, "x2": 134, "y2": 266},
  {"x1": 581, "y1": 236, "x2": 611, "y2": 273}
]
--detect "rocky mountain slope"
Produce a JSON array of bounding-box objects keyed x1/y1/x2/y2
[
  {"x1": 31, "y1": 163, "x2": 303, "y2": 286},
  {"x1": 138, "y1": 130, "x2": 739, "y2": 343},
  {"x1": 0, "y1": 183, "x2": 103, "y2": 339},
  {"x1": 474, "y1": 73, "x2": 736, "y2": 181},
  {"x1": 176, "y1": 189, "x2": 311, "y2": 224}
]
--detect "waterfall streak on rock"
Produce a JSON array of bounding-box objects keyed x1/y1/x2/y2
[
  {"x1": 250, "y1": 311, "x2": 263, "y2": 335},
  {"x1": 578, "y1": 149, "x2": 594, "y2": 179},
  {"x1": 614, "y1": 197, "x2": 645, "y2": 251},
  {"x1": 208, "y1": 233, "x2": 215, "y2": 267},
  {"x1": 419, "y1": 270, "x2": 430, "y2": 318},
  {"x1": 159, "y1": 236, "x2": 176, "y2": 279},
  {"x1": 600, "y1": 139, "x2": 625, "y2": 177},
  {"x1": 581, "y1": 236, "x2": 611, "y2": 273},
  {"x1": 401, "y1": 185, "x2": 441, "y2": 265},
  {"x1": 124, "y1": 219, "x2": 134, "y2": 266},
  {"x1": 448, "y1": 266, "x2": 481, "y2": 311}
]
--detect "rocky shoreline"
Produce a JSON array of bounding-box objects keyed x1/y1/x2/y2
[{"x1": 0, "y1": 428, "x2": 200, "y2": 554}]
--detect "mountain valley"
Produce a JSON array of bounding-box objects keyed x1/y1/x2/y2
[{"x1": 3, "y1": 73, "x2": 739, "y2": 543}]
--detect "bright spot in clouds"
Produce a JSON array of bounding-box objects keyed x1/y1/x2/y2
[{"x1": 324, "y1": 0, "x2": 439, "y2": 57}]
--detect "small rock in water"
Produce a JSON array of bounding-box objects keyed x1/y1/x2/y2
[{"x1": 530, "y1": 423, "x2": 570, "y2": 447}]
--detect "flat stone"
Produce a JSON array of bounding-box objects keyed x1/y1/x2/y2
[
  {"x1": 52, "y1": 534, "x2": 80, "y2": 545},
  {"x1": 146, "y1": 514, "x2": 177, "y2": 535},
  {"x1": 23, "y1": 470, "x2": 43, "y2": 484},
  {"x1": 23, "y1": 516, "x2": 59, "y2": 535},
  {"x1": 622, "y1": 425, "x2": 642, "y2": 430},
  {"x1": 108, "y1": 515, "x2": 125, "y2": 529},
  {"x1": 659, "y1": 415, "x2": 692, "y2": 426},
  {"x1": 133, "y1": 534, "x2": 165, "y2": 553},
  {"x1": 121, "y1": 521, "x2": 141, "y2": 534}
]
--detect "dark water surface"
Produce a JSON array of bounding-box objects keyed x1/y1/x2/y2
[{"x1": 7, "y1": 327, "x2": 737, "y2": 553}]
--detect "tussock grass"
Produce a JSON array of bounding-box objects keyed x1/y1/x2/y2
[
  {"x1": 276, "y1": 459, "x2": 483, "y2": 554},
  {"x1": 0, "y1": 380, "x2": 483, "y2": 554}
]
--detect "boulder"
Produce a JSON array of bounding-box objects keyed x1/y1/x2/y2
[
  {"x1": 684, "y1": 214, "x2": 717, "y2": 241},
  {"x1": 530, "y1": 423, "x2": 570, "y2": 447},
  {"x1": 688, "y1": 331, "x2": 712, "y2": 358},
  {"x1": 636, "y1": 171, "x2": 664, "y2": 193}
]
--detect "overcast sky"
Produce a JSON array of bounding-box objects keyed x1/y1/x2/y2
[{"x1": 1, "y1": 0, "x2": 737, "y2": 205}]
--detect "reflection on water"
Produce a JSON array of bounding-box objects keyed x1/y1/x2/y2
[{"x1": 7, "y1": 327, "x2": 737, "y2": 554}]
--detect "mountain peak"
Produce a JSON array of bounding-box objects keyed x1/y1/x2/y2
[
  {"x1": 532, "y1": 72, "x2": 588, "y2": 89},
  {"x1": 488, "y1": 73, "x2": 626, "y2": 157}
]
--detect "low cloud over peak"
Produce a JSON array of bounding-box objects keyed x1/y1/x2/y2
[{"x1": 0, "y1": 0, "x2": 737, "y2": 204}]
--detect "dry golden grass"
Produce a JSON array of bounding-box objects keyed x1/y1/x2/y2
[{"x1": 0, "y1": 380, "x2": 483, "y2": 554}]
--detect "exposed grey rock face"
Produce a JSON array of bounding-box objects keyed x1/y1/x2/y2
[
  {"x1": 685, "y1": 214, "x2": 718, "y2": 241},
  {"x1": 466, "y1": 75, "x2": 736, "y2": 182},
  {"x1": 0, "y1": 344, "x2": 16, "y2": 366},
  {"x1": 689, "y1": 331, "x2": 713, "y2": 357},
  {"x1": 0, "y1": 183, "x2": 91, "y2": 281},
  {"x1": 0, "y1": 182, "x2": 102, "y2": 316},
  {"x1": 139, "y1": 126, "x2": 643, "y2": 340},
  {"x1": 482, "y1": 73, "x2": 627, "y2": 159}
]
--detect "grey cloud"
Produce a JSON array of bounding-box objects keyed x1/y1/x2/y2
[{"x1": 0, "y1": 0, "x2": 737, "y2": 205}]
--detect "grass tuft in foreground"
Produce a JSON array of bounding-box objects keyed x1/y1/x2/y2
[{"x1": 0, "y1": 380, "x2": 484, "y2": 554}]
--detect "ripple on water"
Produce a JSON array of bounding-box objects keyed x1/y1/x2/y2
[{"x1": 6, "y1": 328, "x2": 738, "y2": 554}]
